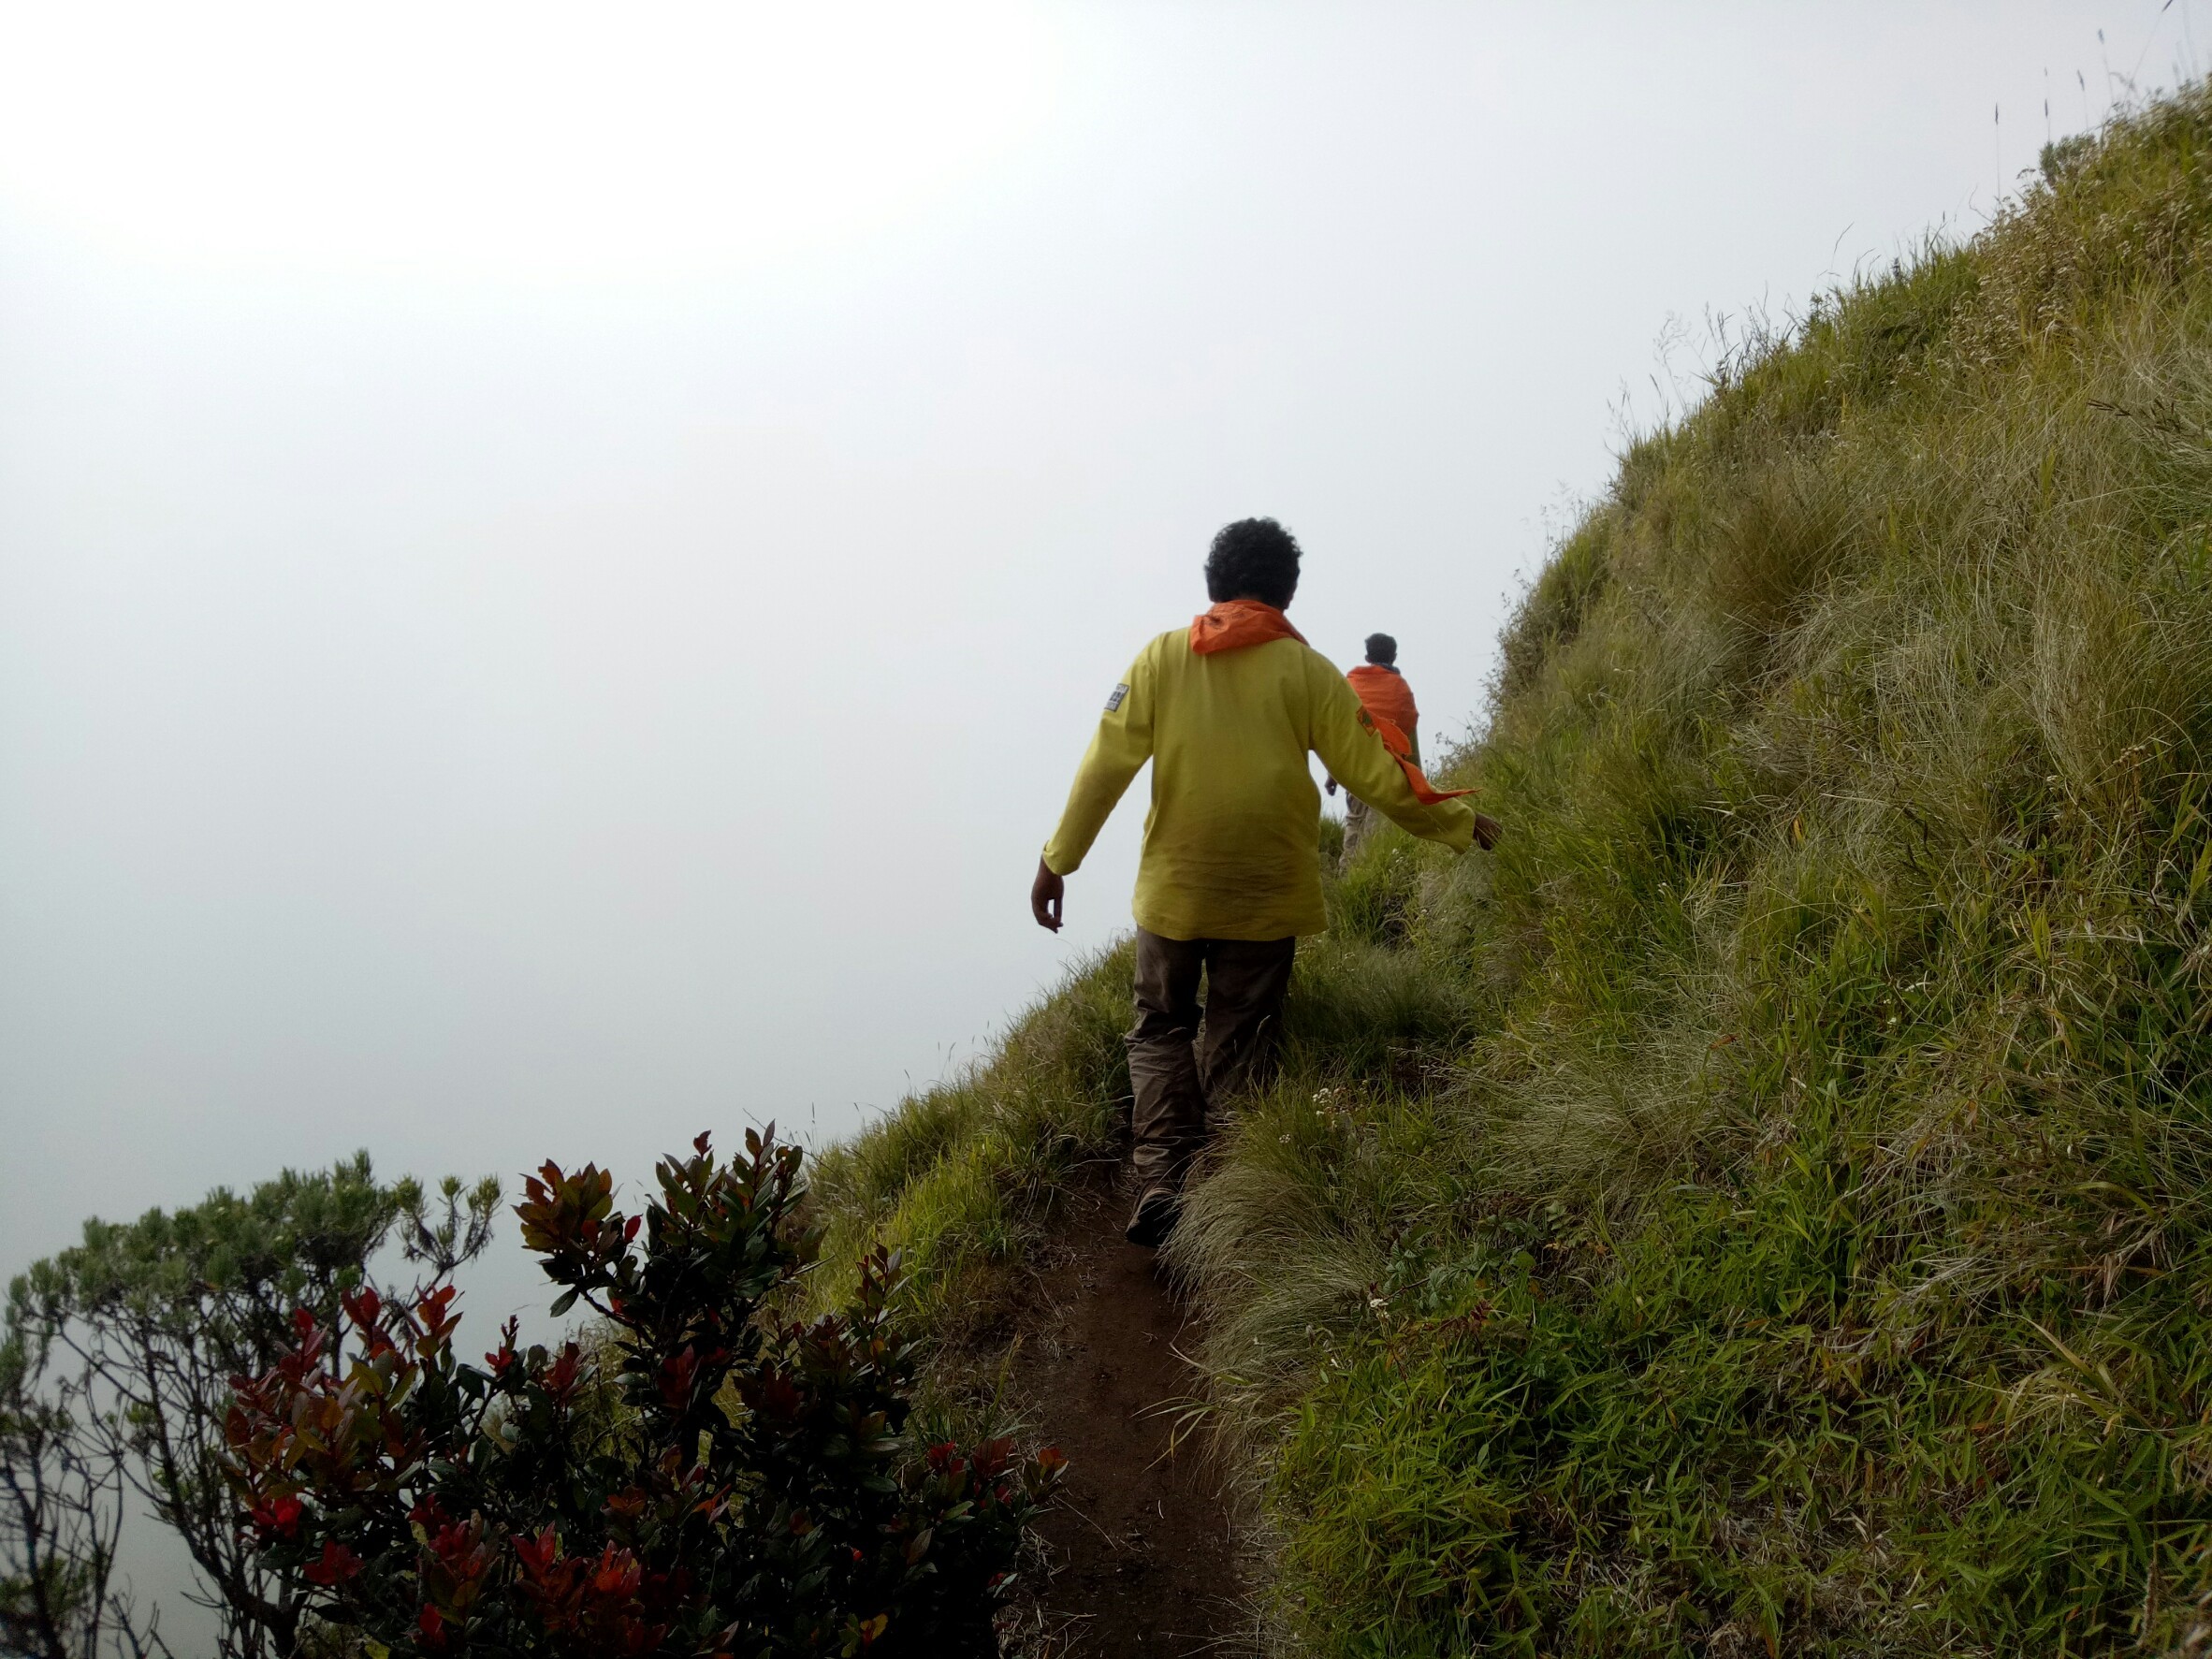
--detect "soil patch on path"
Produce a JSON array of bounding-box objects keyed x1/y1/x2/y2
[{"x1": 1011, "y1": 1184, "x2": 1246, "y2": 1657}]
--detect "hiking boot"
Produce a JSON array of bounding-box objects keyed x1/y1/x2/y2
[{"x1": 1125, "y1": 1186, "x2": 1181, "y2": 1249}]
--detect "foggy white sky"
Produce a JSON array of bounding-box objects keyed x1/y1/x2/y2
[{"x1": 2, "y1": 1, "x2": 2197, "y2": 1320}]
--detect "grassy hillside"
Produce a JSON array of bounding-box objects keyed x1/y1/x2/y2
[{"x1": 812, "y1": 87, "x2": 2212, "y2": 1655}]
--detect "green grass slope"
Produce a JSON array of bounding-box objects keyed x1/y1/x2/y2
[{"x1": 813, "y1": 89, "x2": 2212, "y2": 1655}]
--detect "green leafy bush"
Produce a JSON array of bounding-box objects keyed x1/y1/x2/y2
[{"x1": 7, "y1": 1156, "x2": 501, "y2": 1658}]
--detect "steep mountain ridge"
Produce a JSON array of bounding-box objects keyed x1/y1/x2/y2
[{"x1": 811, "y1": 88, "x2": 2212, "y2": 1655}]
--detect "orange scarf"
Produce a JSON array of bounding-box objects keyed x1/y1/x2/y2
[
  {"x1": 1189, "y1": 599, "x2": 1307, "y2": 654},
  {"x1": 1361, "y1": 708, "x2": 1471, "y2": 805}
]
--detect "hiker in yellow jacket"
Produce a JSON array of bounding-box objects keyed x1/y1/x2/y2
[{"x1": 1030, "y1": 517, "x2": 1500, "y2": 1246}]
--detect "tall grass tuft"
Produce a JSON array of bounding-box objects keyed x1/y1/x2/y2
[{"x1": 804, "y1": 942, "x2": 1133, "y2": 1344}]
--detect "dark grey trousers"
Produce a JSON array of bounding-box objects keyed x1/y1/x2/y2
[{"x1": 1125, "y1": 928, "x2": 1297, "y2": 1194}]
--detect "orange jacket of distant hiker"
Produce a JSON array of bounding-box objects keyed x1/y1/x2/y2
[{"x1": 1346, "y1": 663, "x2": 1420, "y2": 764}]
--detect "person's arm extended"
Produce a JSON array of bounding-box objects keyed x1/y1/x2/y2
[
  {"x1": 1033, "y1": 649, "x2": 1156, "y2": 929},
  {"x1": 1309, "y1": 661, "x2": 1496, "y2": 851}
]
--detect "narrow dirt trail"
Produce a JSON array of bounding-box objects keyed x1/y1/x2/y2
[{"x1": 1013, "y1": 1186, "x2": 1245, "y2": 1657}]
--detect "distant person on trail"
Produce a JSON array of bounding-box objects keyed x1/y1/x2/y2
[
  {"x1": 1328, "y1": 632, "x2": 1422, "y2": 867},
  {"x1": 1029, "y1": 518, "x2": 1501, "y2": 1248}
]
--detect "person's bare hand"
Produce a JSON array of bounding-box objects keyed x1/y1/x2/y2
[
  {"x1": 1031, "y1": 858, "x2": 1065, "y2": 931},
  {"x1": 1471, "y1": 812, "x2": 1502, "y2": 851}
]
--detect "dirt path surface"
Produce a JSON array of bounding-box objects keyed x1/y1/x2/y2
[{"x1": 1015, "y1": 1186, "x2": 1244, "y2": 1657}]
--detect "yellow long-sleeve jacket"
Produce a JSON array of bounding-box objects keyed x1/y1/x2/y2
[{"x1": 1041, "y1": 628, "x2": 1478, "y2": 940}]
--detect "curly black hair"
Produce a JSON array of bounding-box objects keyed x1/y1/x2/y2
[
  {"x1": 1364, "y1": 633, "x2": 1398, "y2": 665},
  {"x1": 1203, "y1": 517, "x2": 1302, "y2": 609}
]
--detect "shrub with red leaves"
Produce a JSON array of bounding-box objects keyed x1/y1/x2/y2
[{"x1": 222, "y1": 1128, "x2": 1064, "y2": 1657}]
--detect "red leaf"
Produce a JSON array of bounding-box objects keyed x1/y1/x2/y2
[
  {"x1": 513, "y1": 1524, "x2": 561, "y2": 1576},
  {"x1": 546, "y1": 1343, "x2": 586, "y2": 1404},
  {"x1": 303, "y1": 1539, "x2": 364, "y2": 1586},
  {"x1": 249, "y1": 1493, "x2": 303, "y2": 1540},
  {"x1": 342, "y1": 1287, "x2": 382, "y2": 1330}
]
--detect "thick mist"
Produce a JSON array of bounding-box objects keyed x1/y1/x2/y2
[{"x1": 2, "y1": 0, "x2": 2188, "y2": 1333}]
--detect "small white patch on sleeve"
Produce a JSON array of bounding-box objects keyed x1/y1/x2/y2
[{"x1": 1104, "y1": 683, "x2": 1128, "y2": 712}]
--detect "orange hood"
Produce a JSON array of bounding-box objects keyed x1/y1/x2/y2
[{"x1": 1189, "y1": 600, "x2": 1307, "y2": 655}]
